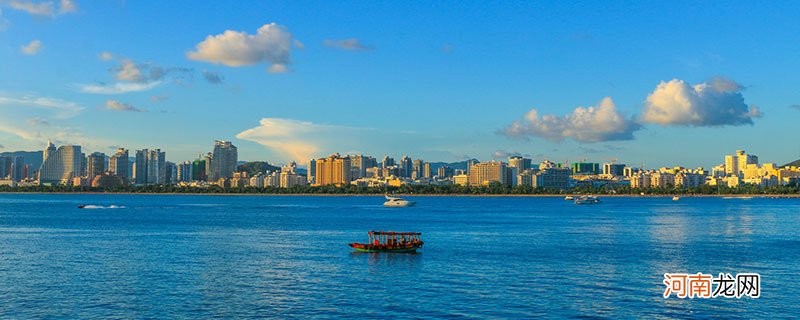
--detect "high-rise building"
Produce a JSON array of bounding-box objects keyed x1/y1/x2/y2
[
  {"x1": 109, "y1": 148, "x2": 129, "y2": 180},
  {"x1": 412, "y1": 159, "x2": 424, "y2": 180},
  {"x1": 86, "y1": 152, "x2": 106, "y2": 181},
  {"x1": 437, "y1": 165, "x2": 454, "y2": 178},
  {"x1": 39, "y1": 141, "x2": 83, "y2": 185},
  {"x1": 177, "y1": 161, "x2": 193, "y2": 182},
  {"x1": 135, "y1": 150, "x2": 147, "y2": 184},
  {"x1": 11, "y1": 156, "x2": 24, "y2": 181},
  {"x1": 307, "y1": 159, "x2": 316, "y2": 183},
  {"x1": 400, "y1": 156, "x2": 413, "y2": 178},
  {"x1": 508, "y1": 156, "x2": 531, "y2": 173},
  {"x1": 0, "y1": 156, "x2": 11, "y2": 179},
  {"x1": 211, "y1": 140, "x2": 237, "y2": 181},
  {"x1": 725, "y1": 150, "x2": 758, "y2": 177},
  {"x1": 382, "y1": 156, "x2": 395, "y2": 169},
  {"x1": 192, "y1": 158, "x2": 207, "y2": 181},
  {"x1": 165, "y1": 161, "x2": 177, "y2": 184},
  {"x1": 602, "y1": 163, "x2": 626, "y2": 176},
  {"x1": 532, "y1": 167, "x2": 571, "y2": 189},
  {"x1": 423, "y1": 162, "x2": 432, "y2": 179},
  {"x1": 466, "y1": 159, "x2": 479, "y2": 174},
  {"x1": 572, "y1": 162, "x2": 600, "y2": 175},
  {"x1": 135, "y1": 149, "x2": 166, "y2": 185},
  {"x1": 507, "y1": 156, "x2": 531, "y2": 186},
  {"x1": 314, "y1": 153, "x2": 351, "y2": 186},
  {"x1": 204, "y1": 153, "x2": 213, "y2": 181},
  {"x1": 468, "y1": 161, "x2": 509, "y2": 186},
  {"x1": 348, "y1": 155, "x2": 370, "y2": 179}
]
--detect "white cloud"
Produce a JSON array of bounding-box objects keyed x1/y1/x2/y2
[
  {"x1": 503, "y1": 97, "x2": 641, "y2": 143},
  {"x1": 0, "y1": 94, "x2": 83, "y2": 117},
  {"x1": 0, "y1": 93, "x2": 83, "y2": 141},
  {"x1": 4, "y1": 0, "x2": 53, "y2": 16},
  {"x1": 267, "y1": 64, "x2": 288, "y2": 74},
  {"x1": 236, "y1": 118, "x2": 378, "y2": 162},
  {"x1": 149, "y1": 94, "x2": 168, "y2": 103},
  {"x1": 99, "y1": 51, "x2": 113, "y2": 61},
  {"x1": 188, "y1": 23, "x2": 293, "y2": 71},
  {"x1": 27, "y1": 117, "x2": 49, "y2": 126},
  {"x1": 115, "y1": 59, "x2": 142, "y2": 81},
  {"x1": 58, "y1": 0, "x2": 75, "y2": 14},
  {"x1": 642, "y1": 78, "x2": 761, "y2": 126},
  {"x1": 20, "y1": 39, "x2": 42, "y2": 55},
  {"x1": 0, "y1": 9, "x2": 9, "y2": 32},
  {"x1": 1, "y1": 0, "x2": 76, "y2": 16},
  {"x1": 323, "y1": 38, "x2": 373, "y2": 51},
  {"x1": 78, "y1": 81, "x2": 162, "y2": 94},
  {"x1": 105, "y1": 99, "x2": 144, "y2": 112}
]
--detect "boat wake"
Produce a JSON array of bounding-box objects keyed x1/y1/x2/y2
[{"x1": 79, "y1": 205, "x2": 126, "y2": 209}]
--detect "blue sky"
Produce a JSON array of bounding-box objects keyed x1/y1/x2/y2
[{"x1": 1, "y1": 1, "x2": 798, "y2": 168}]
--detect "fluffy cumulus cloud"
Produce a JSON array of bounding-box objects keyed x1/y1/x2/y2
[
  {"x1": 105, "y1": 99, "x2": 144, "y2": 112},
  {"x1": 1, "y1": 0, "x2": 76, "y2": 17},
  {"x1": 503, "y1": 97, "x2": 641, "y2": 143},
  {"x1": 323, "y1": 38, "x2": 373, "y2": 51},
  {"x1": 642, "y1": 78, "x2": 761, "y2": 126},
  {"x1": 20, "y1": 39, "x2": 42, "y2": 55},
  {"x1": 188, "y1": 23, "x2": 293, "y2": 72}
]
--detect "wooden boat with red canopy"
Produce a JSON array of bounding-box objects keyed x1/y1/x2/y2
[{"x1": 349, "y1": 231, "x2": 423, "y2": 253}]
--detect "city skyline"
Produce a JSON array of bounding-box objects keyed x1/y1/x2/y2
[{"x1": 2, "y1": 2, "x2": 800, "y2": 168}]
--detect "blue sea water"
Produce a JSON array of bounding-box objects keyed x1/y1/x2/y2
[{"x1": 0, "y1": 194, "x2": 798, "y2": 319}]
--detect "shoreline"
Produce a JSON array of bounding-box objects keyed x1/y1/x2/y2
[{"x1": 0, "y1": 192, "x2": 798, "y2": 198}]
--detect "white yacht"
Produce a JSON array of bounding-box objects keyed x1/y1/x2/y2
[
  {"x1": 672, "y1": 196, "x2": 680, "y2": 201},
  {"x1": 383, "y1": 195, "x2": 415, "y2": 207},
  {"x1": 574, "y1": 195, "x2": 601, "y2": 205},
  {"x1": 564, "y1": 195, "x2": 574, "y2": 201}
]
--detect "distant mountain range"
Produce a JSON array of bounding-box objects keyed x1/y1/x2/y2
[
  {"x1": 0, "y1": 151, "x2": 43, "y2": 169},
  {"x1": 784, "y1": 159, "x2": 800, "y2": 167},
  {"x1": 428, "y1": 158, "x2": 479, "y2": 172}
]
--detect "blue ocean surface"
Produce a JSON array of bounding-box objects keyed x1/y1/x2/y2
[{"x1": 0, "y1": 194, "x2": 798, "y2": 319}]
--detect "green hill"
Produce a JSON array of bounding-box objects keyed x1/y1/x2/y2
[
  {"x1": 784, "y1": 159, "x2": 800, "y2": 167},
  {"x1": 237, "y1": 161, "x2": 281, "y2": 176}
]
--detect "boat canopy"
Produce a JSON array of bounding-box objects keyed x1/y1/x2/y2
[{"x1": 368, "y1": 231, "x2": 421, "y2": 235}]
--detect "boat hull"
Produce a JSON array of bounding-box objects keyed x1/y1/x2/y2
[{"x1": 349, "y1": 242, "x2": 423, "y2": 253}]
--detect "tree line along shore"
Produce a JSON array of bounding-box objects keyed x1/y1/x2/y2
[{"x1": 1, "y1": 183, "x2": 798, "y2": 195}]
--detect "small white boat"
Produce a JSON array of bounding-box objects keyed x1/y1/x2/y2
[
  {"x1": 574, "y1": 195, "x2": 601, "y2": 205},
  {"x1": 564, "y1": 195, "x2": 574, "y2": 201},
  {"x1": 672, "y1": 196, "x2": 680, "y2": 201},
  {"x1": 384, "y1": 195, "x2": 415, "y2": 207}
]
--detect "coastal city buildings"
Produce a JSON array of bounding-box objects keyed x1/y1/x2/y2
[
  {"x1": 468, "y1": 161, "x2": 509, "y2": 186},
  {"x1": 8, "y1": 139, "x2": 798, "y2": 191},
  {"x1": 314, "y1": 154, "x2": 352, "y2": 186},
  {"x1": 39, "y1": 141, "x2": 83, "y2": 185},
  {"x1": 109, "y1": 148, "x2": 129, "y2": 181},
  {"x1": 210, "y1": 140, "x2": 238, "y2": 181}
]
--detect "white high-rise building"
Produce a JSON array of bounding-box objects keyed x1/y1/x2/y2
[{"x1": 39, "y1": 141, "x2": 83, "y2": 185}]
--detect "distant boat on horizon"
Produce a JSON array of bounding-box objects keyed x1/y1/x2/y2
[{"x1": 574, "y1": 195, "x2": 601, "y2": 205}]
